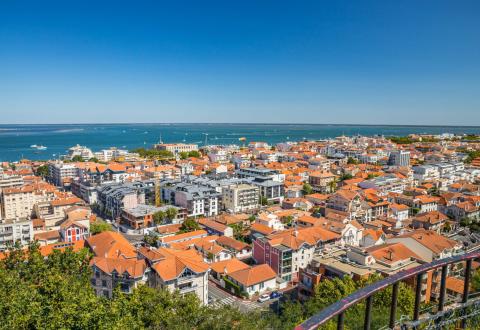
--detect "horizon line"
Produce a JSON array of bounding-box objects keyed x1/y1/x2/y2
[{"x1": 1, "y1": 122, "x2": 480, "y2": 128}]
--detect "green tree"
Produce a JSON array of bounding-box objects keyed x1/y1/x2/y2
[
  {"x1": 71, "y1": 155, "x2": 84, "y2": 162},
  {"x1": 302, "y1": 183, "x2": 313, "y2": 195},
  {"x1": 143, "y1": 232, "x2": 159, "y2": 246},
  {"x1": 0, "y1": 243, "x2": 272, "y2": 330},
  {"x1": 284, "y1": 215, "x2": 294, "y2": 226},
  {"x1": 347, "y1": 157, "x2": 359, "y2": 164},
  {"x1": 35, "y1": 164, "x2": 49, "y2": 178},
  {"x1": 179, "y1": 151, "x2": 189, "y2": 159},
  {"x1": 339, "y1": 173, "x2": 353, "y2": 181},
  {"x1": 131, "y1": 148, "x2": 174, "y2": 159},
  {"x1": 90, "y1": 221, "x2": 112, "y2": 234},
  {"x1": 88, "y1": 157, "x2": 99, "y2": 163},
  {"x1": 153, "y1": 210, "x2": 167, "y2": 225},
  {"x1": 188, "y1": 150, "x2": 201, "y2": 158},
  {"x1": 260, "y1": 196, "x2": 269, "y2": 206},
  {"x1": 165, "y1": 208, "x2": 178, "y2": 221},
  {"x1": 179, "y1": 218, "x2": 201, "y2": 233},
  {"x1": 229, "y1": 223, "x2": 245, "y2": 241}
]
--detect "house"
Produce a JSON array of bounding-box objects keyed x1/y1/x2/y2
[
  {"x1": 34, "y1": 230, "x2": 61, "y2": 246},
  {"x1": 86, "y1": 231, "x2": 137, "y2": 259},
  {"x1": 216, "y1": 235, "x2": 252, "y2": 259},
  {"x1": 387, "y1": 229, "x2": 462, "y2": 262},
  {"x1": 198, "y1": 218, "x2": 234, "y2": 237},
  {"x1": 223, "y1": 264, "x2": 277, "y2": 298},
  {"x1": 141, "y1": 247, "x2": 210, "y2": 305},
  {"x1": 360, "y1": 229, "x2": 386, "y2": 247},
  {"x1": 447, "y1": 201, "x2": 479, "y2": 221},
  {"x1": 411, "y1": 211, "x2": 449, "y2": 232},
  {"x1": 210, "y1": 258, "x2": 250, "y2": 280},
  {"x1": 90, "y1": 257, "x2": 149, "y2": 298},
  {"x1": 389, "y1": 203, "x2": 409, "y2": 228},
  {"x1": 282, "y1": 198, "x2": 314, "y2": 211},
  {"x1": 59, "y1": 218, "x2": 89, "y2": 242},
  {"x1": 256, "y1": 212, "x2": 284, "y2": 231},
  {"x1": 308, "y1": 170, "x2": 336, "y2": 193},
  {"x1": 193, "y1": 237, "x2": 232, "y2": 262},
  {"x1": 160, "y1": 230, "x2": 208, "y2": 247}
]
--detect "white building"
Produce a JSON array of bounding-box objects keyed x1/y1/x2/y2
[
  {"x1": 67, "y1": 145, "x2": 95, "y2": 161},
  {"x1": 222, "y1": 183, "x2": 259, "y2": 213},
  {"x1": 48, "y1": 162, "x2": 80, "y2": 187},
  {"x1": 0, "y1": 218, "x2": 33, "y2": 250}
]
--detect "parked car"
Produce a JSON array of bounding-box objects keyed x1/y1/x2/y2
[
  {"x1": 270, "y1": 291, "x2": 282, "y2": 299},
  {"x1": 257, "y1": 294, "x2": 270, "y2": 303}
]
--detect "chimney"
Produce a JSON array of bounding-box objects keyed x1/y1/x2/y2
[{"x1": 387, "y1": 250, "x2": 393, "y2": 261}]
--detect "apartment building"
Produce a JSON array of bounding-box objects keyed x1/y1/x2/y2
[
  {"x1": 154, "y1": 143, "x2": 198, "y2": 156},
  {"x1": 48, "y1": 161, "x2": 80, "y2": 187},
  {"x1": 358, "y1": 174, "x2": 407, "y2": 195},
  {"x1": 222, "y1": 183, "x2": 259, "y2": 213},
  {"x1": 164, "y1": 183, "x2": 220, "y2": 217},
  {"x1": 0, "y1": 174, "x2": 24, "y2": 192},
  {"x1": 388, "y1": 150, "x2": 411, "y2": 167},
  {"x1": 1, "y1": 183, "x2": 56, "y2": 220},
  {"x1": 96, "y1": 181, "x2": 154, "y2": 219},
  {"x1": 253, "y1": 227, "x2": 340, "y2": 282},
  {"x1": 0, "y1": 218, "x2": 33, "y2": 250},
  {"x1": 326, "y1": 190, "x2": 372, "y2": 222},
  {"x1": 122, "y1": 204, "x2": 186, "y2": 229}
]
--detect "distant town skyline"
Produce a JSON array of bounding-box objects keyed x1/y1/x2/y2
[{"x1": 1, "y1": 1, "x2": 480, "y2": 125}]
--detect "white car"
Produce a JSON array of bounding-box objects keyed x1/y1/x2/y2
[{"x1": 257, "y1": 294, "x2": 270, "y2": 303}]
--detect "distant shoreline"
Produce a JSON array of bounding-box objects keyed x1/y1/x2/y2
[{"x1": 1, "y1": 123, "x2": 480, "y2": 128}]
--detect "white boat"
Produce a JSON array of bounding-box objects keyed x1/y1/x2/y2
[
  {"x1": 30, "y1": 144, "x2": 38, "y2": 148},
  {"x1": 36, "y1": 145, "x2": 47, "y2": 150}
]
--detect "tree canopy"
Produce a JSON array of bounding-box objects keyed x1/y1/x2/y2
[
  {"x1": 132, "y1": 148, "x2": 174, "y2": 159},
  {"x1": 0, "y1": 243, "x2": 271, "y2": 330},
  {"x1": 90, "y1": 221, "x2": 113, "y2": 234},
  {"x1": 180, "y1": 150, "x2": 202, "y2": 159},
  {"x1": 179, "y1": 218, "x2": 201, "y2": 233},
  {"x1": 35, "y1": 164, "x2": 49, "y2": 178}
]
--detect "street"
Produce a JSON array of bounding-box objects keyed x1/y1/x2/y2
[{"x1": 208, "y1": 281, "x2": 278, "y2": 313}]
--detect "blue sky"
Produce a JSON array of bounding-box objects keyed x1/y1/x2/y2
[{"x1": 1, "y1": 0, "x2": 479, "y2": 125}]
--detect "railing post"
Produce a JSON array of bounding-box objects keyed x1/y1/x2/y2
[
  {"x1": 364, "y1": 295, "x2": 373, "y2": 330},
  {"x1": 438, "y1": 265, "x2": 448, "y2": 312},
  {"x1": 461, "y1": 259, "x2": 472, "y2": 329},
  {"x1": 337, "y1": 312, "x2": 344, "y2": 330},
  {"x1": 414, "y1": 272, "x2": 423, "y2": 321},
  {"x1": 389, "y1": 282, "x2": 399, "y2": 329}
]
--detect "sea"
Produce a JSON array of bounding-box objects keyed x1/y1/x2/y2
[{"x1": 0, "y1": 123, "x2": 479, "y2": 162}]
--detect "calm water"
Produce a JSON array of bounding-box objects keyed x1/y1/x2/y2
[{"x1": 0, "y1": 123, "x2": 479, "y2": 162}]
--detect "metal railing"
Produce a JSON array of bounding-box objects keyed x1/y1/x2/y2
[{"x1": 295, "y1": 250, "x2": 480, "y2": 330}]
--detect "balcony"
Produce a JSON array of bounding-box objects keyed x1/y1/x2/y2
[{"x1": 178, "y1": 284, "x2": 198, "y2": 294}]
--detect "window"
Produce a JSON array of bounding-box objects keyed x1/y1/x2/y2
[{"x1": 102, "y1": 280, "x2": 107, "y2": 287}]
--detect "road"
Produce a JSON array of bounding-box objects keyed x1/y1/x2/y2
[{"x1": 208, "y1": 281, "x2": 278, "y2": 313}]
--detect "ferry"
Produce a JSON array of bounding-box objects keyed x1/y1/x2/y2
[{"x1": 30, "y1": 144, "x2": 47, "y2": 150}]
